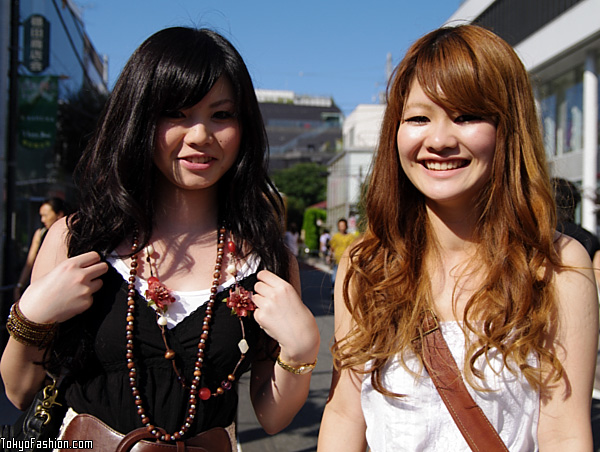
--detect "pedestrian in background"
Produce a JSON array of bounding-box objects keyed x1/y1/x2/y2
[
  {"x1": 328, "y1": 218, "x2": 357, "y2": 293},
  {"x1": 318, "y1": 24, "x2": 597, "y2": 451},
  {"x1": 284, "y1": 222, "x2": 300, "y2": 257},
  {"x1": 552, "y1": 177, "x2": 600, "y2": 285},
  {"x1": 319, "y1": 228, "x2": 331, "y2": 261},
  {"x1": 13, "y1": 197, "x2": 67, "y2": 301},
  {"x1": 2, "y1": 27, "x2": 319, "y2": 451}
]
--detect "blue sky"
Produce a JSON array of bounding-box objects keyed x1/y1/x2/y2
[{"x1": 75, "y1": 0, "x2": 461, "y2": 115}]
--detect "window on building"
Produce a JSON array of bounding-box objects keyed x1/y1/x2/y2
[{"x1": 539, "y1": 66, "x2": 584, "y2": 156}]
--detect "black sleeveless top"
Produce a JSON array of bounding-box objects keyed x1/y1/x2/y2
[{"x1": 58, "y1": 263, "x2": 265, "y2": 436}]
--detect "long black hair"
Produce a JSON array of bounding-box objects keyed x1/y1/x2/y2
[{"x1": 68, "y1": 27, "x2": 289, "y2": 278}]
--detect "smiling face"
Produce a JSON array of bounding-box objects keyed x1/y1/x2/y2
[
  {"x1": 396, "y1": 79, "x2": 497, "y2": 211},
  {"x1": 153, "y1": 76, "x2": 241, "y2": 193}
]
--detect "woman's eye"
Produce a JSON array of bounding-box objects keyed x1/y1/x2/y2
[
  {"x1": 404, "y1": 116, "x2": 428, "y2": 124},
  {"x1": 455, "y1": 114, "x2": 483, "y2": 123},
  {"x1": 162, "y1": 110, "x2": 185, "y2": 119},
  {"x1": 213, "y1": 110, "x2": 236, "y2": 120}
]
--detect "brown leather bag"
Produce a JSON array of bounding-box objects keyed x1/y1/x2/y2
[
  {"x1": 60, "y1": 413, "x2": 232, "y2": 452},
  {"x1": 413, "y1": 310, "x2": 509, "y2": 452}
]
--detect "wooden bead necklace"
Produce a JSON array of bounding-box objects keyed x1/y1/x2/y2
[{"x1": 126, "y1": 227, "x2": 249, "y2": 442}]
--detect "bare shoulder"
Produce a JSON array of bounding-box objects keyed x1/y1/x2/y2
[
  {"x1": 551, "y1": 232, "x2": 597, "y2": 331},
  {"x1": 554, "y1": 232, "x2": 593, "y2": 267},
  {"x1": 31, "y1": 217, "x2": 70, "y2": 280}
]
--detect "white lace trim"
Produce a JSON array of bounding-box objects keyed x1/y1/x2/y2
[{"x1": 106, "y1": 254, "x2": 260, "y2": 329}]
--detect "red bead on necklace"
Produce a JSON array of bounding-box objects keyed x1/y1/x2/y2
[{"x1": 126, "y1": 227, "x2": 249, "y2": 442}]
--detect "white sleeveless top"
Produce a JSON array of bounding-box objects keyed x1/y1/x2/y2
[
  {"x1": 361, "y1": 322, "x2": 539, "y2": 451},
  {"x1": 106, "y1": 253, "x2": 260, "y2": 329}
]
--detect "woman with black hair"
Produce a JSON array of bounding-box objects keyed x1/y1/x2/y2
[
  {"x1": 1, "y1": 27, "x2": 319, "y2": 451},
  {"x1": 14, "y1": 197, "x2": 67, "y2": 301}
]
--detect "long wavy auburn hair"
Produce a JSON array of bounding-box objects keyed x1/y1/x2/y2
[{"x1": 334, "y1": 25, "x2": 563, "y2": 396}]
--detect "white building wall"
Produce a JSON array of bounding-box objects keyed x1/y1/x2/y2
[
  {"x1": 513, "y1": 1, "x2": 600, "y2": 73},
  {"x1": 327, "y1": 104, "x2": 384, "y2": 231},
  {"x1": 344, "y1": 104, "x2": 385, "y2": 150},
  {"x1": 446, "y1": 0, "x2": 495, "y2": 24},
  {"x1": 446, "y1": 0, "x2": 600, "y2": 233}
]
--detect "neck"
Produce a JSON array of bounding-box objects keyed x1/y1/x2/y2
[
  {"x1": 425, "y1": 201, "x2": 480, "y2": 256},
  {"x1": 153, "y1": 180, "x2": 220, "y2": 237}
]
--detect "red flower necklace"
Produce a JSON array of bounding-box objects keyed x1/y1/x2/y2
[
  {"x1": 126, "y1": 227, "x2": 254, "y2": 442},
  {"x1": 223, "y1": 240, "x2": 257, "y2": 317}
]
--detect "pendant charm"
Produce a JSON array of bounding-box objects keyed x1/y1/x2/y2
[
  {"x1": 146, "y1": 276, "x2": 176, "y2": 313},
  {"x1": 226, "y1": 263, "x2": 237, "y2": 277},
  {"x1": 225, "y1": 285, "x2": 256, "y2": 317},
  {"x1": 238, "y1": 338, "x2": 249, "y2": 354}
]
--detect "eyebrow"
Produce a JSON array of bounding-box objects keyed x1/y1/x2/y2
[
  {"x1": 403, "y1": 102, "x2": 434, "y2": 111},
  {"x1": 209, "y1": 98, "x2": 235, "y2": 109}
]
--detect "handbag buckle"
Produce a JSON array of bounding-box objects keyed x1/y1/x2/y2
[
  {"x1": 35, "y1": 379, "x2": 62, "y2": 425},
  {"x1": 412, "y1": 309, "x2": 440, "y2": 342}
]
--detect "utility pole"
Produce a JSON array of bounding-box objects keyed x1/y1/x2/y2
[{"x1": 2, "y1": 0, "x2": 20, "y2": 310}]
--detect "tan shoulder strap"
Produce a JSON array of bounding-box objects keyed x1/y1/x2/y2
[{"x1": 413, "y1": 311, "x2": 509, "y2": 452}]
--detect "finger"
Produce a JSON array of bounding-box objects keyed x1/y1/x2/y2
[
  {"x1": 250, "y1": 292, "x2": 268, "y2": 309},
  {"x1": 70, "y1": 251, "x2": 104, "y2": 267},
  {"x1": 88, "y1": 278, "x2": 104, "y2": 294},
  {"x1": 257, "y1": 269, "x2": 283, "y2": 285},
  {"x1": 253, "y1": 281, "x2": 272, "y2": 297},
  {"x1": 84, "y1": 261, "x2": 109, "y2": 280}
]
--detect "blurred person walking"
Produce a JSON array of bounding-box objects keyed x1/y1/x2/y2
[{"x1": 13, "y1": 197, "x2": 67, "y2": 301}]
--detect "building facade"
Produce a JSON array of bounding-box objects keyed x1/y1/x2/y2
[
  {"x1": 0, "y1": 0, "x2": 107, "y2": 293},
  {"x1": 256, "y1": 89, "x2": 343, "y2": 172},
  {"x1": 446, "y1": 0, "x2": 600, "y2": 233},
  {"x1": 326, "y1": 104, "x2": 385, "y2": 231}
]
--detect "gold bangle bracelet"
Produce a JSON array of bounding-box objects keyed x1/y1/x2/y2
[
  {"x1": 6, "y1": 302, "x2": 57, "y2": 349},
  {"x1": 276, "y1": 354, "x2": 317, "y2": 375}
]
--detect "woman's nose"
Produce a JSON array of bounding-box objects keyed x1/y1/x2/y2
[
  {"x1": 424, "y1": 119, "x2": 458, "y2": 152},
  {"x1": 185, "y1": 121, "x2": 214, "y2": 146}
]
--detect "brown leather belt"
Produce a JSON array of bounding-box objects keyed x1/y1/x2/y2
[{"x1": 61, "y1": 413, "x2": 232, "y2": 452}]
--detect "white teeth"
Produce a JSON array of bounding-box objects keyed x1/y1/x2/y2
[
  {"x1": 424, "y1": 160, "x2": 465, "y2": 171},
  {"x1": 187, "y1": 156, "x2": 211, "y2": 164}
]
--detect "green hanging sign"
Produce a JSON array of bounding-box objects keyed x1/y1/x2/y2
[{"x1": 18, "y1": 75, "x2": 59, "y2": 150}]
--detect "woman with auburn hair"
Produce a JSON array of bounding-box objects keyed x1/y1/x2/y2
[
  {"x1": 318, "y1": 24, "x2": 597, "y2": 451},
  {"x1": 1, "y1": 27, "x2": 319, "y2": 451}
]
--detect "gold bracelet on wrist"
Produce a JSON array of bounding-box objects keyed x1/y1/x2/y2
[
  {"x1": 276, "y1": 354, "x2": 317, "y2": 375},
  {"x1": 6, "y1": 302, "x2": 58, "y2": 349}
]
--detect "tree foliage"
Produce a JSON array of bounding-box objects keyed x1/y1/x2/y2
[
  {"x1": 272, "y1": 163, "x2": 327, "y2": 229},
  {"x1": 302, "y1": 207, "x2": 327, "y2": 252}
]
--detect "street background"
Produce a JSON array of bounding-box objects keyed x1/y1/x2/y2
[
  {"x1": 0, "y1": 257, "x2": 336, "y2": 452},
  {"x1": 3, "y1": 259, "x2": 600, "y2": 451}
]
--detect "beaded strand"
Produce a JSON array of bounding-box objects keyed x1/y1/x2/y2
[{"x1": 125, "y1": 227, "x2": 248, "y2": 442}]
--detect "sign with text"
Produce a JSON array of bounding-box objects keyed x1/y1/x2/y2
[
  {"x1": 23, "y1": 14, "x2": 50, "y2": 73},
  {"x1": 18, "y1": 75, "x2": 59, "y2": 150}
]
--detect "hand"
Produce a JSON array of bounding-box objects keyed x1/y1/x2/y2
[
  {"x1": 252, "y1": 270, "x2": 319, "y2": 363},
  {"x1": 17, "y1": 252, "x2": 108, "y2": 324}
]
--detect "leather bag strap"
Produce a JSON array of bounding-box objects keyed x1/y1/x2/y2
[{"x1": 413, "y1": 311, "x2": 509, "y2": 452}]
